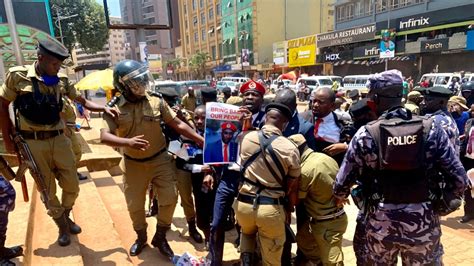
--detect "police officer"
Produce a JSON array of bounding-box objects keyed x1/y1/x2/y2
[
  {"x1": 418, "y1": 86, "x2": 459, "y2": 155},
  {"x1": 404, "y1": 90, "x2": 423, "y2": 115},
  {"x1": 0, "y1": 175, "x2": 22, "y2": 265},
  {"x1": 181, "y1": 86, "x2": 197, "y2": 112},
  {"x1": 289, "y1": 134, "x2": 348, "y2": 266},
  {"x1": 100, "y1": 60, "x2": 204, "y2": 258},
  {"x1": 334, "y1": 70, "x2": 468, "y2": 265},
  {"x1": 0, "y1": 39, "x2": 116, "y2": 247},
  {"x1": 460, "y1": 81, "x2": 474, "y2": 107},
  {"x1": 235, "y1": 102, "x2": 300, "y2": 265},
  {"x1": 156, "y1": 87, "x2": 203, "y2": 243}
]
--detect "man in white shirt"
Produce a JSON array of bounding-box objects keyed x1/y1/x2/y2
[{"x1": 301, "y1": 87, "x2": 348, "y2": 164}]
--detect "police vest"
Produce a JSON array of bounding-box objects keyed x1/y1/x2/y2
[
  {"x1": 14, "y1": 78, "x2": 63, "y2": 125},
  {"x1": 365, "y1": 114, "x2": 434, "y2": 204}
]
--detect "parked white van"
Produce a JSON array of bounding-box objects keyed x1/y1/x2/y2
[
  {"x1": 294, "y1": 76, "x2": 334, "y2": 91},
  {"x1": 342, "y1": 75, "x2": 371, "y2": 93},
  {"x1": 419, "y1": 73, "x2": 462, "y2": 88},
  {"x1": 221, "y1": 76, "x2": 250, "y2": 84}
]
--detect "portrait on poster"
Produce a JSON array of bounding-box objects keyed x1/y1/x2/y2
[{"x1": 203, "y1": 102, "x2": 242, "y2": 164}]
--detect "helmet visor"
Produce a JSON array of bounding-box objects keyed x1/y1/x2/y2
[{"x1": 120, "y1": 67, "x2": 155, "y2": 96}]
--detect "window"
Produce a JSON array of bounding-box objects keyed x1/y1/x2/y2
[
  {"x1": 144, "y1": 6, "x2": 154, "y2": 13},
  {"x1": 227, "y1": 1, "x2": 232, "y2": 8},
  {"x1": 201, "y1": 28, "x2": 206, "y2": 41},
  {"x1": 209, "y1": 7, "x2": 214, "y2": 19},
  {"x1": 365, "y1": 0, "x2": 374, "y2": 15},
  {"x1": 193, "y1": 16, "x2": 198, "y2": 27},
  {"x1": 216, "y1": 3, "x2": 221, "y2": 15},
  {"x1": 185, "y1": 19, "x2": 188, "y2": 29},
  {"x1": 192, "y1": 0, "x2": 197, "y2": 10},
  {"x1": 194, "y1": 32, "x2": 198, "y2": 42},
  {"x1": 200, "y1": 0, "x2": 204, "y2": 8},
  {"x1": 346, "y1": 4, "x2": 354, "y2": 19},
  {"x1": 201, "y1": 12, "x2": 206, "y2": 24},
  {"x1": 355, "y1": 2, "x2": 363, "y2": 17},
  {"x1": 391, "y1": 0, "x2": 400, "y2": 9},
  {"x1": 186, "y1": 34, "x2": 190, "y2": 43},
  {"x1": 376, "y1": 0, "x2": 387, "y2": 12},
  {"x1": 184, "y1": 4, "x2": 187, "y2": 14},
  {"x1": 336, "y1": 6, "x2": 345, "y2": 21},
  {"x1": 146, "y1": 17, "x2": 155, "y2": 24},
  {"x1": 211, "y1": 46, "x2": 217, "y2": 59}
]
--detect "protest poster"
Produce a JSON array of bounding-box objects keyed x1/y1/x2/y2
[{"x1": 203, "y1": 102, "x2": 242, "y2": 164}]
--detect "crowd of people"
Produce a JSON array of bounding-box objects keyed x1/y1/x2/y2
[{"x1": 0, "y1": 39, "x2": 472, "y2": 266}]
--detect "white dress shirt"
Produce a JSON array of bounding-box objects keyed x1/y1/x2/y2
[{"x1": 315, "y1": 112, "x2": 340, "y2": 143}]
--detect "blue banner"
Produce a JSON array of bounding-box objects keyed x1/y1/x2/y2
[{"x1": 467, "y1": 30, "x2": 474, "y2": 51}]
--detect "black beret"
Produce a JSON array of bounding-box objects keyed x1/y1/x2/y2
[
  {"x1": 349, "y1": 98, "x2": 371, "y2": 117},
  {"x1": 222, "y1": 87, "x2": 231, "y2": 94},
  {"x1": 347, "y1": 89, "x2": 360, "y2": 98},
  {"x1": 158, "y1": 87, "x2": 179, "y2": 98},
  {"x1": 265, "y1": 102, "x2": 292, "y2": 120},
  {"x1": 38, "y1": 39, "x2": 69, "y2": 61},
  {"x1": 201, "y1": 87, "x2": 217, "y2": 98},
  {"x1": 419, "y1": 86, "x2": 452, "y2": 98}
]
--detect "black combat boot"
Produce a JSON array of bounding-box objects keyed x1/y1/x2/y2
[
  {"x1": 240, "y1": 252, "x2": 253, "y2": 266},
  {"x1": 64, "y1": 209, "x2": 82, "y2": 234},
  {"x1": 53, "y1": 214, "x2": 71, "y2": 246},
  {"x1": 0, "y1": 236, "x2": 22, "y2": 261},
  {"x1": 129, "y1": 229, "x2": 147, "y2": 256},
  {"x1": 151, "y1": 225, "x2": 174, "y2": 259},
  {"x1": 188, "y1": 219, "x2": 203, "y2": 243}
]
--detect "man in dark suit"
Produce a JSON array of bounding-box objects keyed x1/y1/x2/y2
[
  {"x1": 273, "y1": 89, "x2": 315, "y2": 150},
  {"x1": 204, "y1": 122, "x2": 238, "y2": 163},
  {"x1": 301, "y1": 87, "x2": 349, "y2": 165}
]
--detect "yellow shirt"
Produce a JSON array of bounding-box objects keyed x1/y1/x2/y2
[
  {"x1": 0, "y1": 63, "x2": 78, "y2": 131},
  {"x1": 181, "y1": 93, "x2": 196, "y2": 112},
  {"x1": 102, "y1": 92, "x2": 176, "y2": 159},
  {"x1": 239, "y1": 125, "x2": 301, "y2": 198},
  {"x1": 226, "y1": 96, "x2": 243, "y2": 106},
  {"x1": 298, "y1": 148, "x2": 340, "y2": 218}
]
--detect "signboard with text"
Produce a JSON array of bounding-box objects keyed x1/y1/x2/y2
[
  {"x1": 148, "y1": 54, "x2": 163, "y2": 74},
  {"x1": 287, "y1": 35, "x2": 317, "y2": 67},
  {"x1": 379, "y1": 29, "x2": 396, "y2": 58},
  {"x1": 272, "y1": 41, "x2": 287, "y2": 65},
  {"x1": 317, "y1": 24, "x2": 376, "y2": 48},
  {"x1": 420, "y1": 38, "x2": 449, "y2": 53}
]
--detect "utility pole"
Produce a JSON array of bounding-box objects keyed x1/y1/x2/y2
[
  {"x1": 385, "y1": 0, "x2": 391, "y2": 71},
  {"x1": 4, "y1": 0, "x2": 23, "y2": 65}
]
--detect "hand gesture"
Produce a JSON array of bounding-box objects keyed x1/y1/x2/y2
[
  {"x1": 322, "y1": 143, "x2": 348, "y2": 156},
  {"x1": 202, "y1": 174, "x2": 214, "y2": 190},
  {"x1": 104, "y1": 106, "x2": 120, "y2": 118},
  {"x1": 334, "y1": 197, "x2": 350, "y2": 208},
  {"x1": 238, "y1": 106, "x2": 252, "y2": 130},
  {"x1": 127, "y1": 135, "x2": 150, "y2": 151}
]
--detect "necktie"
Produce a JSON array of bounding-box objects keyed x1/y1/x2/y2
[
  {"x1": 223, "y1": 144, "x2": 229, "y2": 162},
  {"x1": 468, "y1": 128, "x2": 474, "y2": 154},
  {"x1": 313, "y1": 118, "x2": 323, "y2": 139}
]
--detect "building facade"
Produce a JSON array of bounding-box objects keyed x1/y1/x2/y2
[
  {"x1": 177, "y1": 0, "x2": 334, "y2": 79},
  {"x1": 326, "y1": 0, "x2": 474, "y2": 78},
  {"x1": 72, "y1": 17, "x2": 127, "y2": 69},
  {"x1": 119, "y1": 0, "x2": 180, "y2": 66}
]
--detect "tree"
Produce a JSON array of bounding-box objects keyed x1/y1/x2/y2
[
  {"x1": 189, "y1": 52, "x2": 210, "y2": 80},
  {"x1": 164, "y1": 57, "x2": 182, "y2": 80},
  {"x1": 50, "y1": 0, "x2": 109, "y2": 54}
]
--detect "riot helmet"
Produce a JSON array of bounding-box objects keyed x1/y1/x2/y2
[
  {"x1": 460, "y1": 81, "x2": 474, "y2": 107},
  {"x1": 113, "y1": 60, "x2": 154, "y2": 102}
]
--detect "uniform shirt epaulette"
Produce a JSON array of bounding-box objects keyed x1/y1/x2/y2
[
  {"x1": 106, "y1": 95, "x2": 121, "y2": 107},
  {"x1": 8, "y1": 66, "x2": 27, "y2": 72},
  {"x1": 58, "y1": 72, "x2": 69, "y2": 79}
]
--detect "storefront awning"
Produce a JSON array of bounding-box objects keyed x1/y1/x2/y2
[{"x1": 333, "y1": 55, "x2": 415, "y2": 66}]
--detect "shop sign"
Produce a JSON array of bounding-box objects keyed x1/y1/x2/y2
[
  {"x1": 317, "y1": 24, "x2": 376, "y2": 48},
  {"x1": 317, "y1": 50, "x2": 352, "y2": 63},
  {"x1": 467, "y1": 30, "x2": 474, "y2": 51},
  {"x1": 420, "y1": 38, "x2": 449, "y2": 53},
  {"x1": 377, "y1": 4, "x2": 474, "y2": 32},
  {"x1": 287, "y1": 35, "x2": 317, "y2": 67},
  {"x1": 272, "y1": 41, "x2": 287, "y2": 65},
  {"x1": 353, "y1": 44, "x2": 380, "y2": 58}
]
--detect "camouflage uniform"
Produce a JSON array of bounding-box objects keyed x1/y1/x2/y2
[
  {"x1": 428, "y1": 109, "x2": 460, "y2": 157},
  {"x1": 334, "y1": 107, "x2": 468, "y2": 265}
]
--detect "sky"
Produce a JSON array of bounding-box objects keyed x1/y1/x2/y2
[{"x1": 96, "y1": 0, "x2": 121, "y2": 17}]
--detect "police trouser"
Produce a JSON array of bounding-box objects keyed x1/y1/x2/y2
[
  {"x1": 296, "y1": 214, "x2": 347, "y2": 265},
  {"x1": 174, "y1": 165, "x2": 196, "y2": 221},
  {"x1": 209, "y1": 170, "x2": 239, "y2": 266},
  {"x1": 66, "y1": 127, "x2": 82, "y2": 166},
  {"x1": 461, "y1": 156, "x2": 474, "y2": 217},
  {"x1": 234, "y1": 197, "x2": 286, "y2": 266},
  {"x1": 0, "y1": 176, "x2": 16, "y2": 242},
  {"x1": 121, "y1": 152, "x2": 178, "y2": 231},
  {"x1": 353, "y1": 213, "x2": 368, "y2": 266},
  {"x1": 191, "y1": 172, "x2": 216, "y2": 239},
  {"x1": 26, "y1": 134, "x2": 79, "y2": 218}
]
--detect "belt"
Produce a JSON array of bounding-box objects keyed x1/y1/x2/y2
[
  {"x1": 310, "y1": 208, "x2": 345, "y2": 223},
  {"x1": 237, "y1": 193, "x2": 285, "y2": 206},
  {"x1": 124, "y1": 148, "x2": 166, "y2": 162},
  {"x1": 20, "y1": 130, "x2": 63, "y2": 140}
]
